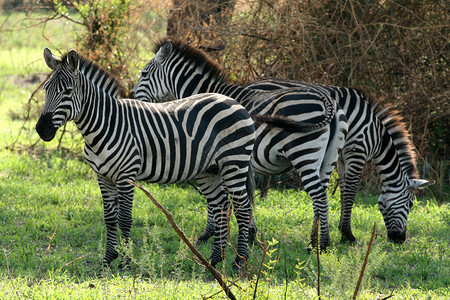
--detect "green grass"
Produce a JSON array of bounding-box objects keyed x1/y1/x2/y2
[
  {"x1": 0, "y1": 9, "x2": 449, "y2": 300},
  {"x1": 0, "y1": 151, "x2": 448, "y2": 299}
]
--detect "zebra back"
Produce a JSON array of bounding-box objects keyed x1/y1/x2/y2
[
  {"x1": 133, "y1": 39, "x2": 338, "y2": 133},
  {"x1": 244, "y1": 78, "x2": 419, "y2": 179}
]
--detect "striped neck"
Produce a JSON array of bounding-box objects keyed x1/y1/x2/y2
[{"x1": 73, "y1": 64, "x2": 119, "y2": 141}]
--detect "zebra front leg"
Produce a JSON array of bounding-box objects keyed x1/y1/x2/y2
[
  {"x1": 97, "y1": 176, "x2": 120, "y2": 267},
  {"x1": 116, "y1": 179, "x2": 135, "y2": 270}
]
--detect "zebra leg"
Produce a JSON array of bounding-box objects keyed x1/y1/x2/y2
[
  {"x1": 283, "y1": 139, "x2": 332, "y2": 251},
  {"x1": 195, "y1": 173, "x2": 230, "y2": 268},
  {"x1": 337, "y1": 159, "x2": 362, "y2": 243},
  {"x1": 97, "y1": 176, "x2": 120, "y2": 267},
  {"x1": 220, "y1": 162, "x2": 252, "y2": 272},
  {"x1": 248, "y1": 215, "x2": 257, "y2": 244},
  {"x1": 196, "y1": 204, "x2": 216, "y2": 245},
  {"x1": 287, "y1": 155, "x2": 331, "y2": 251},
  {"x1": 308, "y1": 186, "x2": 330, "y2": 251},
  {"x1": 196, "y1": 202, "x2": 257, "y2": 246},
  {"x1": 116, "y1": 178, "x2": 135, "y2": 269}
]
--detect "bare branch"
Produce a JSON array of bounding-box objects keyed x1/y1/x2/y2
[{"x1": 353, "y1": 223, "x2": 376, "y2": 299}]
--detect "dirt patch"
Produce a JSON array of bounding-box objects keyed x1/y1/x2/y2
[{"x1": 12, "y1": 73, "x2": 49, "y2": 88}]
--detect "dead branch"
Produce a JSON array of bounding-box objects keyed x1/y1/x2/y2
[
  {"x1": 54, "y1": 252, "x2": 92, "y2": 274},
  {"x1": 253, "y1": 240, "x2": 268, "y2": 300},
  {"x1": 315, "y1": 219, "x2": 321, "y2": 299},
  {"x1": 34, "y1": 225, "x2": 59, "y2": 285},
  {"x1": 353, "y1": 222, "x2": 376, "y2": 300},
  {"x1": 127, "y1": 180, "x2": 237, "y2": 300}
]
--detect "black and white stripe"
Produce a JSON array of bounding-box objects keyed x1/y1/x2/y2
[
  {"x1": 36, "y1": 48, "x2": 258, "y2": 269},
  {"x1": 244, "y1": 78, "x2": 434, "y2": 243},
  {"x1": 132, "y1": 39, "x2": 348, "y2": 250}
]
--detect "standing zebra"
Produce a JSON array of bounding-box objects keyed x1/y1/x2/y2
[
  {"x1": 244, "y1": 78, "x2": 434, "y2": 243},
  {"x1": 36, "y1": 48, "x2": 261, "y2": 269},
  {"x1": 131, "y1": 39, "x2": 349, "y2": 250}
]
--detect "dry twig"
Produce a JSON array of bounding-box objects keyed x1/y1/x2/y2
[
  {"x1": 315, "y1": 219, "x2": 321, "y2": 299},
  {"x1": 353, "y1": 222, "x2": 376, "y2": 299},
  {"x1": 34, "y1": 224, "x2": 59, "y2": 284}
]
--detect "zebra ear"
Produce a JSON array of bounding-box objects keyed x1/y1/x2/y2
[
  {"x1": 44, "y1": 47, "x2": 59, "y2": 70},
  {"x1": 155, "y1": 40, "x2": 173, "y2": 63},
  {"x1": 409, "y1": 178, "x2": 435, "y2": 190},
  {"x1": 66, "y1": 49, "x2": 79, "y2": 72}
]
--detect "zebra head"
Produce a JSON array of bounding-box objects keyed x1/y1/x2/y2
[
  {"x1": 36, "y1": 48, "x2": 81, "y2": 142},
  {"x1": 378, "y1": 178, "x2": 434, "y2": 243},
  {"x1": 131, "y1": 40, "x2": 174, "y2": 102}
]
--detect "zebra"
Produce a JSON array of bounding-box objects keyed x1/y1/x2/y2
[
  {"x1": 36, "y1": 48, "x2": 263, "y2": 270},
  {"x1": 131, "y1": 39, "x2": 349, "y2": 251},
  {"x1": 243, "y1": 78, "x2": 435, "y2": 243}
]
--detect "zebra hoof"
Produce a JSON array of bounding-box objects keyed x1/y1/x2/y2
[
  {"x1": 195, "y1": 232, "x2": 213, "y2": 246},
  {"x1": 232, "y1": 257, "x2": 246, "y2": 274},
  {"x1": 118, "y1": 257, "x2": 131, "y2": 272},
  {"x1": 209, "y1": 256, "x2": 222, "y2": 270},
  {"x1": 340, "y1": 235, "x2": 357, "y2": 244},
  {"x1": 248, "y1": 226, "x2": 257, "y2": 244},
  {"x1": 195, "y1": 237, "x2": 210, "y2": 246},
  {"x1": 102, "y1": 251, "x2": 119, "y2": 269},
  {"x1": 306, "y1": 244, "x2": 329, "y2": 254}
]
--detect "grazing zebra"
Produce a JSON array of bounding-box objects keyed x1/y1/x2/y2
[
  {"x1": 244, "y1": 78, "x2": 434, "y2": 243},
  {"x1": 36, "y1": 48, "x2": 262, "y2": 270},
  {"x1": 131, "y1": 39, "x2": 349, "y2": 250}
]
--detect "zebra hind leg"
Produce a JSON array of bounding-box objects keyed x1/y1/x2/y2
[
  {"x1": 306, "y1": 181, "x2": 331, "y2": 252},
  {"x1": 195, "y1": 204, "x2": 216, "y2": 245},
  {"x1": 195, "y1": 173, "x2": 230, "y2": 268},
  {"x1": 337, "y1": 159, "x2": 361, "y2": 244},
  {"x1": 220, "y1": 164, "x2": 252, "y2": 273},
  {"x1": 196, "y1": 205, "x2": 257, "y2": 246}
]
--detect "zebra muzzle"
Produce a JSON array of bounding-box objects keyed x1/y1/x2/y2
[
  {"x1": 36, "y1": 113, "x2": 58, "y2": 142},
  {"x1": 387, "y1": 229, "x2": 406, "y2": 243}
]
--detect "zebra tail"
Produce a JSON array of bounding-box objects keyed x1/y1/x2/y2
[
  {"x1": 246, "y1": 161, "x2": 255, "y2": 206},
  {"x1": 251, "y1": 113, "x2": 333, "y2": 132}
]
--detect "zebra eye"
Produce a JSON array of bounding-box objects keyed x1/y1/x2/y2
[{"x1": 63, "y1": 89, "x2": 72, "y2": 95}]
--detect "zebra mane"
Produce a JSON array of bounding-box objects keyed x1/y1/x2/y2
[
  {"x1": 154, "y1": 38, "x2": 226, "y2": 83},
  {"x1": 358, "y1": 88, "x2": 419, "y2": 179},
  {"x1": 60, "y1": 51, "x2": 127, "y2": 98}
]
